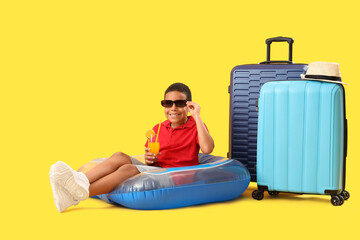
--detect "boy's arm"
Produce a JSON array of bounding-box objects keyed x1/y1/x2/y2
[{"x1": 187, "y1": 101, "x2": 215, "y2": 154}]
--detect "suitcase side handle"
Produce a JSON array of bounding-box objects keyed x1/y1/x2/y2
[
  {"x1": 260, "y1": 36, "x2": 294, "y2": 64},
  {"x1": 344, "y1": 119, "x2": 348, "y2": 157}
]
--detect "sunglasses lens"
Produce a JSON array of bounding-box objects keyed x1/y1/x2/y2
[
  {"x1": 175, "y1": 100, "x2": 187, "y2": 107},
  {"x1": 161, "y1": 100, "x2": 173, "y2": 107}
]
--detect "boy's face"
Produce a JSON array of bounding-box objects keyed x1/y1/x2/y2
[{"x1": 164, "y1": 91, "x2": 189, "y2": 128}]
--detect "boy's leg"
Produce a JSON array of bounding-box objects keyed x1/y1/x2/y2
[
  {"x1": 85, "y1": 152, "x2": 132, "y2": 183},
  {"x1": 50, "y1": 152, "x2": 139, "y2": 212},
  {"x1": 89, "y1": 164, "x2": 140, "y2": 196}
]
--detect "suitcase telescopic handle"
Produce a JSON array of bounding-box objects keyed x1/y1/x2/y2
[{"x1": 260, "y1": 36, "x2": 294, "y2": 64}]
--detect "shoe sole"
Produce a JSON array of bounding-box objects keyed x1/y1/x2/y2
[
  {"x1": 50, "y1": 171, "x2": 79, "y2": 212},
  {"x1": 50, "y1": 161, "x2": 89, "y2": 201},
  {"x1": 50, "y1": 166, "x2": 79, "y2": 212},
  {"x1": 49, "y1": 167, "x2": 62, "y2": 212}
]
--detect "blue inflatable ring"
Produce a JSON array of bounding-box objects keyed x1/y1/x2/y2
[{"x1": 78, "y1": 154, "x2": 250, "y2": 210}]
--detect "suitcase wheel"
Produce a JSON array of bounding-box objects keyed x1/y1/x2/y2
[
  {"x1": 331, "y1": 195, "x2": 345, "y2": 206},
  {"x1": 342, "y1": 190, "x2": 350, "y2": 200},
  {"x1": 268, "y1": 191, "x2": 279, "y2": 196},
  {"x1": 338, "y1": 195, "x2": 345, "y2": 205},
  {"x1": 252, "y1": 190, "x2": 264, "y2": 200}
]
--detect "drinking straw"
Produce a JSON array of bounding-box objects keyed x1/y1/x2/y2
[{"x1": 155, "y1": 119, "x2": 161, "y2": 142}]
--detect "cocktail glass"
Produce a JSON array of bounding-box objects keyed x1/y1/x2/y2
[{"x1": 148, "y1": 134, "x2": 160, "y2": 155}]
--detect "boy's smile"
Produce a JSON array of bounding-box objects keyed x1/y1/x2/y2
[{"x1": 164, "y1": 91, "x2": 189, "y2": 129}]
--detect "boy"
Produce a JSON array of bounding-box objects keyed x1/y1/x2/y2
[{"x1": 50, "y1": 82, "x2": 214, "y2": 212}]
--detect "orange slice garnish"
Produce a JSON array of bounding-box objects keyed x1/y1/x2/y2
[{"x1": 145, "y1": 129, "x2": 156, "y2": 139}]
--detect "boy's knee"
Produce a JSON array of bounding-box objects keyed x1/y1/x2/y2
[
  {"x1": 109, "y1": 152, "x2": 131, "y2": 168},
  {"x1": 121, "y1": 164, "x2": 139, "y2": 175},
  {"x1": 112, "y1": 152, "x2": 126, "y2": 158}
]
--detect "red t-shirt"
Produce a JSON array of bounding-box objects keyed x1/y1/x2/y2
[{"x1": 145, "y1": 116, "x2": 207, "y2": 168}]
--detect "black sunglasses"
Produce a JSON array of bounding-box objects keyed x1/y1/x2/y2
[{"x1": 161, "y1": 100, "x2": 187, "y2": 108}]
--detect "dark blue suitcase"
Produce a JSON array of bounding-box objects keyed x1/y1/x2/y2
[{"x1": 228, "y1": 37, "x2": 307, "y2": 181}]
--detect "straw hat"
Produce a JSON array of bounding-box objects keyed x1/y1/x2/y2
[{"x1": 301, "y1": 61, "x2": 346, "y2": 84}]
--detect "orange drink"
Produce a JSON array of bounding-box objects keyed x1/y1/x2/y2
[
  {"x1": 148, "y1": 142, "x2": 160, "y2": 155},
  {"x1": 146, "y1": 122, "x2": 161, "y2": 156}
]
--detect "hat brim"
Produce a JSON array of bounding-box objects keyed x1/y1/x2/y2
[{"x1": 300, "y1": 74, "x2": 347, "y2": 85}]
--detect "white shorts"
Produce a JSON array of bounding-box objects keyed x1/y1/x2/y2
[{"x1": 130, "y1": 156, "x2": 161, "y2": 173}]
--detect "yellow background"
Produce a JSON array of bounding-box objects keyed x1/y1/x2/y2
[{"x1": 1, "y1": 0, "x2": 358, "y2": 239}]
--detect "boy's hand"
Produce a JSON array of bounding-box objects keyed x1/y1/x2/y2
[
  {"x1": 186, "y1": 101, "x2": 200, "y2": 118},
  {"x1": 144, "y1": 148, "x2": 159, "y2": 165}
]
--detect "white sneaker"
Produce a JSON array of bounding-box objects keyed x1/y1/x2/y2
[
  {"x1": 50, "y1": 166, "x2": 79, "y2": 212},
  {"x1": 50, "y1": 161, "x2": 90, "y2": 201}
]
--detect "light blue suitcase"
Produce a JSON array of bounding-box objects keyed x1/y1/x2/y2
[{"x1": 252, "y1": 80, "x2": 349, "y2": 206}]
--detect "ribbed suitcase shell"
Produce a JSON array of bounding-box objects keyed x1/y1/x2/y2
[
  {"x1": 229, "y1": 64, "x2": 307, "y2": 181},
  {"x1": 257, "y1": 80, "x2": 345, "y2": 194}
]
